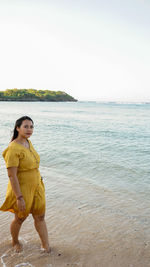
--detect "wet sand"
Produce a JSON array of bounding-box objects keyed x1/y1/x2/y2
[
  {"x1": 0, "y1": 169, "x2": 150, "y2": 267},
  {"x1": 0, "y1": 197, "x2": 150, "y2": 266},
  {"x1": 0, "y1": 213, "x2": 150, "y2": 267}
]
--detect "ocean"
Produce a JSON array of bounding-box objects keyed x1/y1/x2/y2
[{"x1": 0, "y1": 101, "x2": 150, "y2": 267}]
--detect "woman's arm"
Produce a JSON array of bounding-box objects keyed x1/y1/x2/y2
[{"x1": 7, "y1": 167, "x2": 26, "y2": 212}]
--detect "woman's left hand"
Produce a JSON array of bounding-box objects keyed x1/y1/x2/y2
[{"x1": 17, "y1": 198, "x2": 26, "y2": 211}]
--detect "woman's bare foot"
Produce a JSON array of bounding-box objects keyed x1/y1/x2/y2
[
  {"x1": 12, "y1": 241, "x2": 23, "y2": 253},
  {"x1": 41, "y1": 245, "x2": 51, "y2": 253}
]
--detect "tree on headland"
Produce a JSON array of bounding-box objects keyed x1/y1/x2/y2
[{"x1": 0, "y1": 89, "x2": 77, "y2": 102}]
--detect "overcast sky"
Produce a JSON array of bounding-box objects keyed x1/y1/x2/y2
[{"x1": 0, "y1": 0, "x2": 150, "y2": 101}]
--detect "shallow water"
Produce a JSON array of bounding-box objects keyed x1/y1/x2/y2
[{"x1": 0, "y1": 101, "x2": 150, "y2": 267}]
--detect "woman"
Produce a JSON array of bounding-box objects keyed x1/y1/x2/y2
[{"x1": 0, "y1": 116, "x2": 51, "y2": 253}]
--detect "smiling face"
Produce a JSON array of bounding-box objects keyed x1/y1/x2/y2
[{"x1": 16, "y1": 119, "x2": 34, "y2": 139}]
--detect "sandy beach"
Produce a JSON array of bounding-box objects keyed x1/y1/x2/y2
[
  {"x1": 0, "y1": 207, "x2": 149, "y2": 267},
  {"x1": 0, "y1": 170, "x2": 150, "y2": 267}
]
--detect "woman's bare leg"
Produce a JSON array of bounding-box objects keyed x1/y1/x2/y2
[
  {"x1": 10, "y1": 214, "x2": 27, "y2": 252},
  {"x1": 32, "y1": 214, "x2": 51, "y2": 253}
]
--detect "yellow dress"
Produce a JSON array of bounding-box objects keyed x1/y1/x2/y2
[{"x1": 0, "y1": 139, "x2": 45, "y2": 218}]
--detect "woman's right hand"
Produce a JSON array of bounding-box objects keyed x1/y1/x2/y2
[{"x1": 17, "y1": 198, "x2": 26, "y2": 211}]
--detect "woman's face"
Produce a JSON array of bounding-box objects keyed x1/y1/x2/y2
[{"x1": 16, "y1": 119, "x2": 34, "y2": 139}]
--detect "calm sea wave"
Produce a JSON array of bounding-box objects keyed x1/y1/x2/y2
[{"x1": 0, "y1": 101, "x2": 150, "y2": 266}]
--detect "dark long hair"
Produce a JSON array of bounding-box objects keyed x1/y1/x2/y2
[{"x1": 11, "y1": 116, "x2": 34, "y2": 142}]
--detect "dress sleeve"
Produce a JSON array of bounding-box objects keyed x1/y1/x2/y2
[{"x1": 2, "y1": 147, "x2": 20, "y2": 168}]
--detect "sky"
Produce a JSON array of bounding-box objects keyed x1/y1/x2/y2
[{"x1": 0, "y1": 0, "x2": 150, "y2": 101}]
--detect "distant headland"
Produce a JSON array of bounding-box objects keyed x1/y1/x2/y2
[{"x1": 0, "y1": 89, "x2": 78, "y2": 102}]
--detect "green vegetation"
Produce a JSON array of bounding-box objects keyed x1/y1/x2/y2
[{"x1": 0, "y1": 89, "x2": 77, "y2": 102}]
